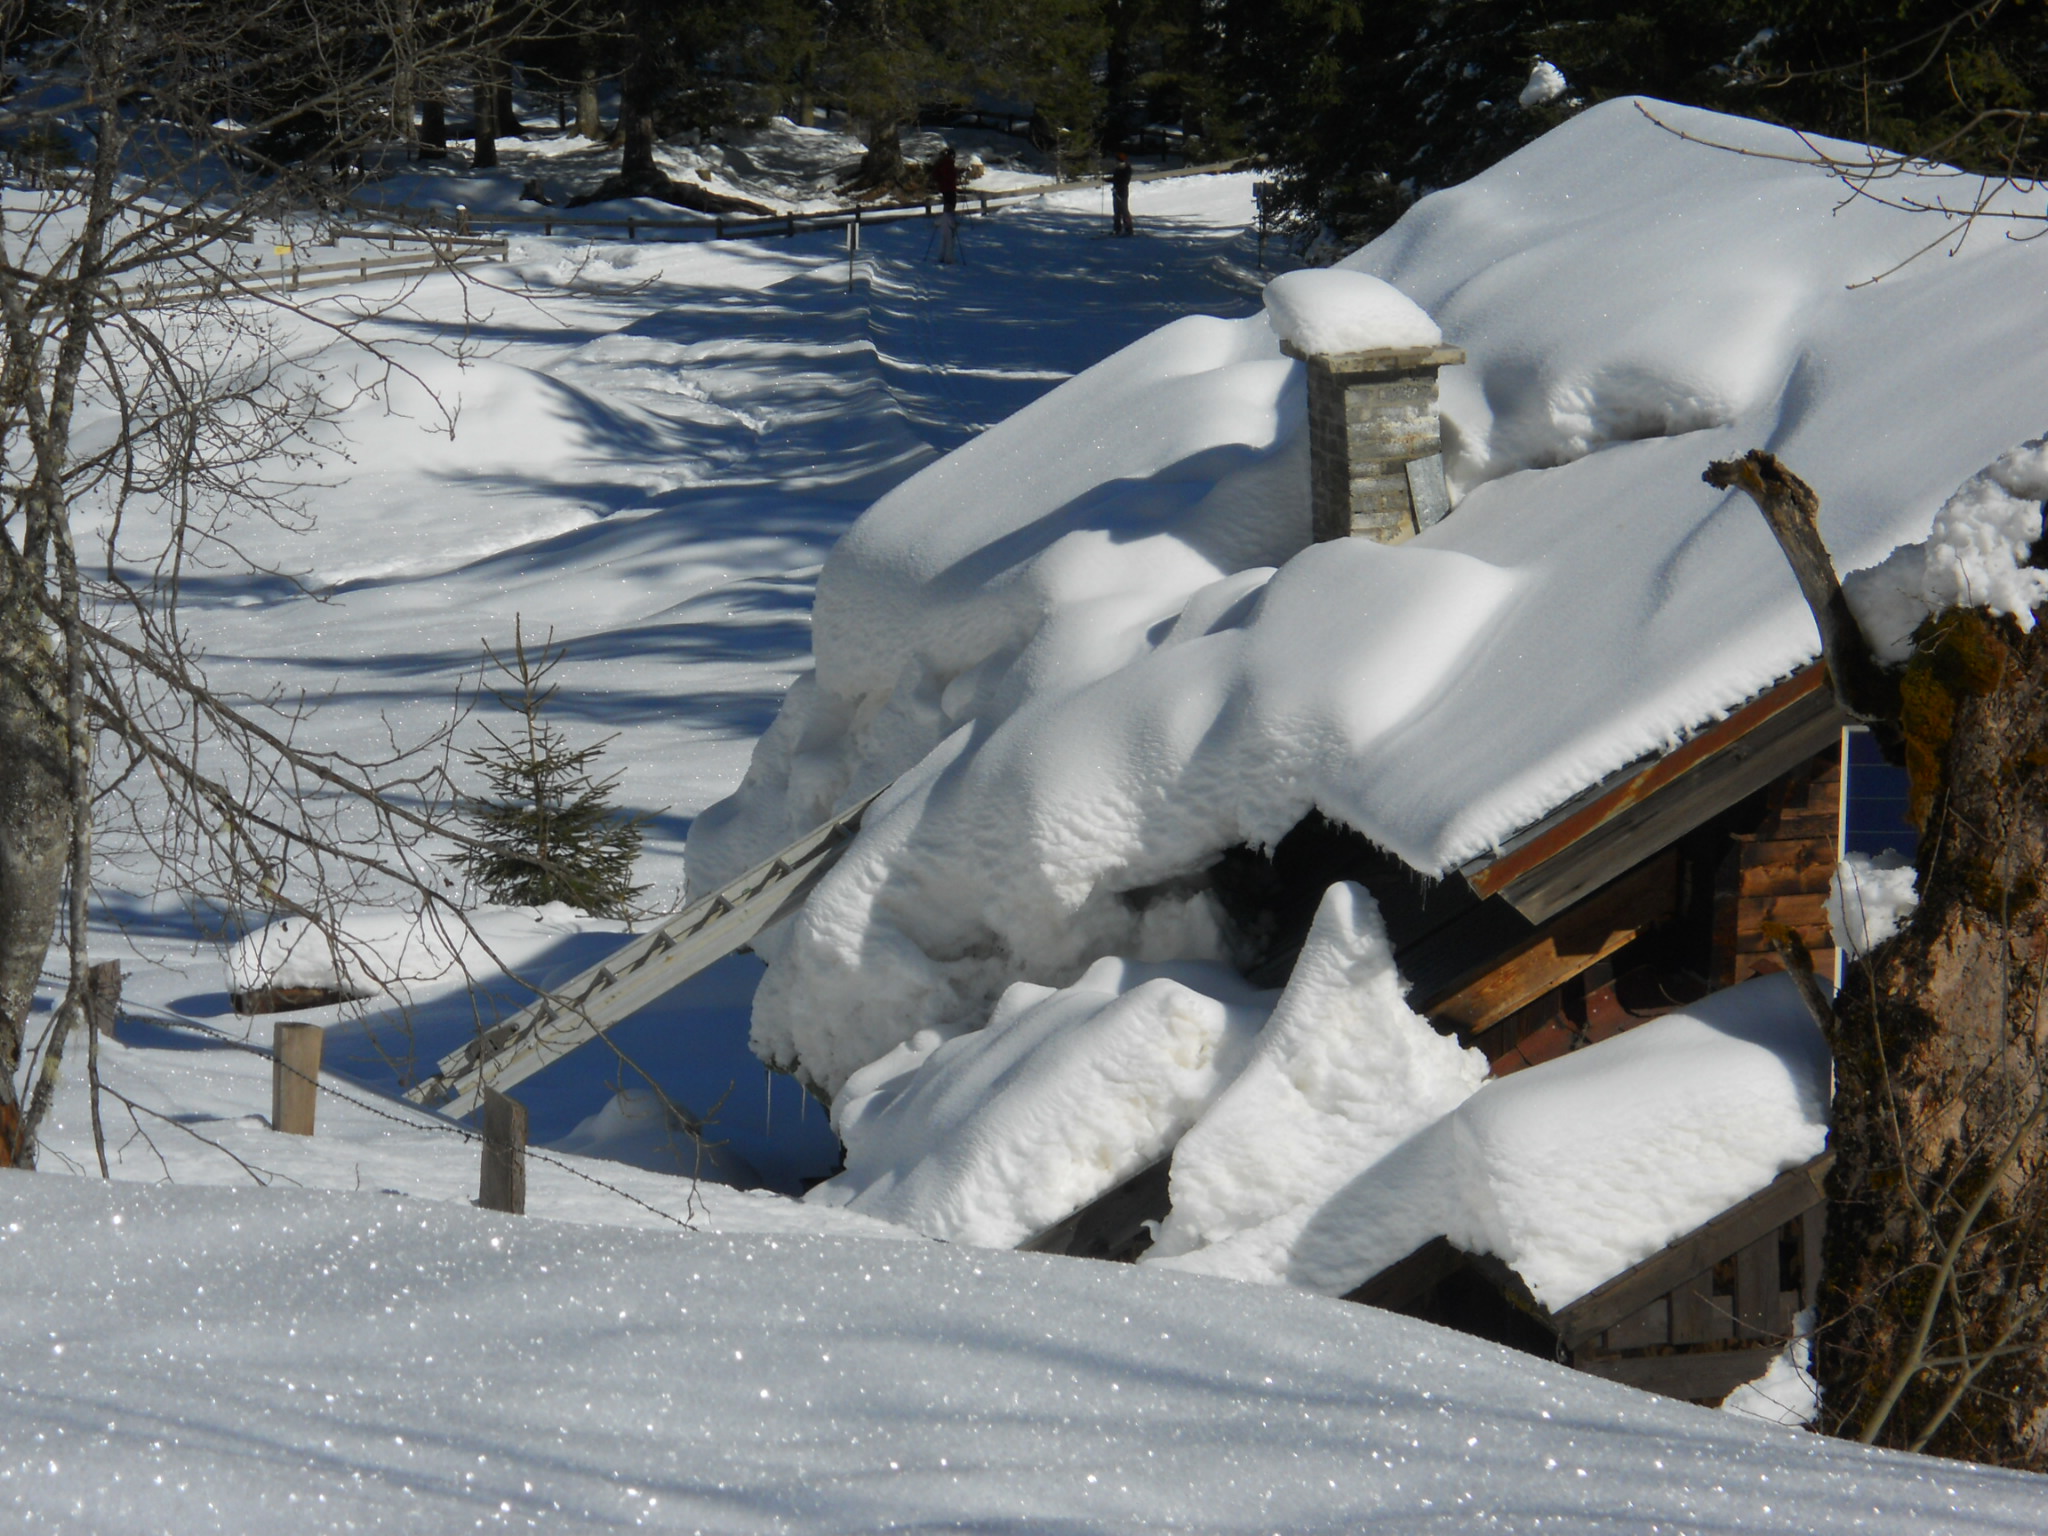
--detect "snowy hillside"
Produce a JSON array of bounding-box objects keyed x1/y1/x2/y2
[
  {"x1": 688, "y1": 99, "x2": 2048, "y2": 1283},
  {"x1": 38, "y1": 171, "x2": 1270, "y2": 1193}
]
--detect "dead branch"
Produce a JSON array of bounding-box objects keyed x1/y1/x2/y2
[{"x1": 1704, "y1": 450, "x2": 1902, "y2": 742}]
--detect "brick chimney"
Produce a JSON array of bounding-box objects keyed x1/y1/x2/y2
[{"x1": 1281, "y1": 339, "x2": 1466, "y2": 544}]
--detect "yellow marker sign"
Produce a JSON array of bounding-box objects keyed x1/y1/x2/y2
[{"x1": 273, "y1": 244, "x2": 292, "y2": 256}]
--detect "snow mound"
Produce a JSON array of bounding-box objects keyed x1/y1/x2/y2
[
  {"x1": 1844, "y1": 437, "x2": 2048, "y2": 663},
  {"x1": 1828, "y1": 851, "x2": 1921, "y2": 955},
  {"x1": 1723, "y1": 1318, "x2": 1822, "y2": 1426},
  {"x1": 1261, "y1": 269, "x2": 1442, "y2": 356},
  {"x1": 16, "y1": 1174, "x2": 2045, "y2": 1534},
  {"x1": 1157, "y1": 973, "x2": 1831, "y2": 1309},
  {"x1": 810, "y1": 957, "x2": 1271, "y2": 1247},
  {"x1": 1147, "y1": 882, "x2": 1486, "y2": 1264}
]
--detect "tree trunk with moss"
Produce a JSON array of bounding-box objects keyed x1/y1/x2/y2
[
  {"x1": 1711, "y1": 449, "x2": 2048, "y2": 1465},
  {"x1": 1820, "y1": 608, "x2": 2048, "y2": 1463}
]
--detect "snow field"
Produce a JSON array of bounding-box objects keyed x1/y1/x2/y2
[{"x1": 9, "y1": 1172, "x2": 2045, "y2": 1535}]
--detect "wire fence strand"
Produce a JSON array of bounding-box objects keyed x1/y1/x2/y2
[{"x1": 77, "y1": 998, "x2": 702, "y2": 1230}]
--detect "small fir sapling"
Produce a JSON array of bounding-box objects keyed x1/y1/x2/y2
[{"x1": 451, "y1": 621, "x2": 647, "y2": 917}]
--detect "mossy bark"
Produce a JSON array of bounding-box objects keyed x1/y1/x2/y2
[{"x1": 1820, "y1": 609, "x2": 2048, "y2": 1462}]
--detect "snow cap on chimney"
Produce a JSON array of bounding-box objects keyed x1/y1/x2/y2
[
  {"x1": 1266, "y1": 270, "x2": 1463, "y2": 545},
  {"x1": 1263, "y1": 268, "x2": 1442, "y2": 356}
]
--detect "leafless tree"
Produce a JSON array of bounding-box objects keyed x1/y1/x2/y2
[{"x1": 0, "y1": 0, "x2": 537, "y2": 1169}]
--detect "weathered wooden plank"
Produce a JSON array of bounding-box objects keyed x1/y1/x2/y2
[
  {"x1": 1734, "y1": 1232, "x2": 1779, "y2": 1340},
  {"x1": 1553, "y1": 1153, "x2": 1833, "y2": 1348},
  {"x1": 1736, "y1": 893, "x2": 1830, "y2": 930},
  {"x1": 1479, "y1": 685, "x2": 1846, "y2": 924},
  {"x1": 1670, "y1": 1273, "x2": 1736, "y2": 1345},
  {"x1": 1463, "y1": 665, "x2": 1840, "y2": 922},
  {"x1": 1423, "y1": 852, "x2": 1677, "y2": 1037},
  {"x1": 1342, "y1": 1236, "x2": 1467, "y2": 1311},
  {"x1": 1019, "y1": 1156, "x2": 1171, "y2": 1261},
  {"x1": 1602, "y1": 1297, "x2": 1670, "y2": 1352},
  {"x1": 1770, "y1": 1287, "x2": 1801, "y2": 1343},
  {"x1": 1574, "y1": 1348, "x2": 1778, "y2": 1402},
  {"x1": 479, "y1": 1088, "x2": 528, "y2": 1215},
  {"x1": 1801, "y1": 1203, "x2": 1826, "y2": 1311},
  {"x1": 1738, "y1": 852, "x2": 1838, "y2": 899},
  {"x1": 271, "y1": 1021, "x2": 323, "y2": 1137}
]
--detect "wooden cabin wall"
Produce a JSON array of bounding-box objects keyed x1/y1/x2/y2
[
  {"x1": 1715, "y1": 745, "x2": 1841, "y2": 987},
  {"x1": 1472, "y1": 742, "x2": 1843, "y2": 1077}
]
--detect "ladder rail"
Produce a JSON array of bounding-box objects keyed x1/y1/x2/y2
[{"x1": 404, "y1": 790, "x2": 884, "y2": 1115}]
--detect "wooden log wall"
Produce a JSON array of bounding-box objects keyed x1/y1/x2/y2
[{"x1": 1717, "y1": 746, "x2": 1841, "y2": 987}]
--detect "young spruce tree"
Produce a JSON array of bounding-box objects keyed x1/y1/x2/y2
[{"x1": 453, "y1": 622, "x2": 646, "y2": 917}]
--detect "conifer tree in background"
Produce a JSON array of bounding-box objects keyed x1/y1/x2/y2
[{"x1": 451, "y1": 623, "x2": 646, "y2": 917}]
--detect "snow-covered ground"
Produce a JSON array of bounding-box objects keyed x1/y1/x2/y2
[
  {"x1": 13, "y1": 1171, "x2": 2048, "y2": 1534},
  {"x1": 38, "y1": 168, "x2": 1272, "y2": 1195}
]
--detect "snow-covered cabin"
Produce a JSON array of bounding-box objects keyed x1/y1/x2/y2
[{"x1": 686, "y1": 98, "x2": 2048, "y2": 1403}]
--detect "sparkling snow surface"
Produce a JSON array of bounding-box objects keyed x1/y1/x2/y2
[{"x1": 8, "y1": 1172, "x2": 2045, "y2": 1535}]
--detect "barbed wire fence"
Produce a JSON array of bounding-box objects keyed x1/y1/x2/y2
[{"x1": 38, "y1": 967, "x2": 704, "y2": 1231}]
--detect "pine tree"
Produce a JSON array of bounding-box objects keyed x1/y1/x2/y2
[{"x1": 451, "y1": 622, "x2": 646, "y2": 917}]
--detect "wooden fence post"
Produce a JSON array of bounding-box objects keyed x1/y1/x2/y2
[
  {"x1": 86, "y1": 961, "x2": 120, "y2": 1043},
  {"x1": 271, "y1": 1021, "x2": 323, "y2": 1135},
  {"x1": 479, "y1": 1088, "x2": 528, "y2": 1214}
]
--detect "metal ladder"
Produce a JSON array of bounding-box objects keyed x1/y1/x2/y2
[{"x1": 405, "y1": 790, "x2": 884, "y2": 1117}]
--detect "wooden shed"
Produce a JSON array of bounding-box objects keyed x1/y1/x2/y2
[
  {"x1": 1026, "y1": 662, "x2": 1858, "y2": 1402},
  {"x1": 1345, "y1": 1153, "x2": 1832, "y2": 1404}
]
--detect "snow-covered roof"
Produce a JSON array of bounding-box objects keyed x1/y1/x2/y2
[{"x1": 690, "y1": 97, "x2": 2048, "y2": 1103}]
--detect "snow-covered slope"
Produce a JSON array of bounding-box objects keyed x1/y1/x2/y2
[
  {"x1": 11, "y1": 1171, "x2": 2046, "y2": 1534},
  {"x1": 689, "y1": 96, "x2": 2048, "y2": 1101},
  {"x1": 45, "y1": 173, "x2": 1268, "y2": 1191}
]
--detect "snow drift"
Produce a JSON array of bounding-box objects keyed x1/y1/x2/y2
[{"x1": 1152, "y1": 972, "x2": 1832, "y2": 1307}]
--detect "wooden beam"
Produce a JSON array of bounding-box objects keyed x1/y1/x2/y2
[
  {"x1": 1019, "y1": 1155, "x2": 1171, "y2": 1261},
  {"x1": 1342, "y1": 1236, "x2": 1467, "y2": 1311},
  {"x1": 1421, "y1": 851, "x2": 1677, "y2": 1038},
  {"x1": 1463, "y1": 666, "x2": 1845, "y2": 924},
  {"x1": 270, "y1": 1022, "x2": 323, "y2": 1137},
  {"x1": 1573, "y1": 1347, "x2": 1779, "y2": 1402},
  {"x1": 479, "y1": 1089, "x2": 528, "y2": 1215}
]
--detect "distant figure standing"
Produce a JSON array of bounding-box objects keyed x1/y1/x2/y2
[
  {"x1": 933, "y1": 146, "x2": 961, "y2": 264},
  {"x1": 1111, "y1": 151, "x2": 1134, "y2": 237}
]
